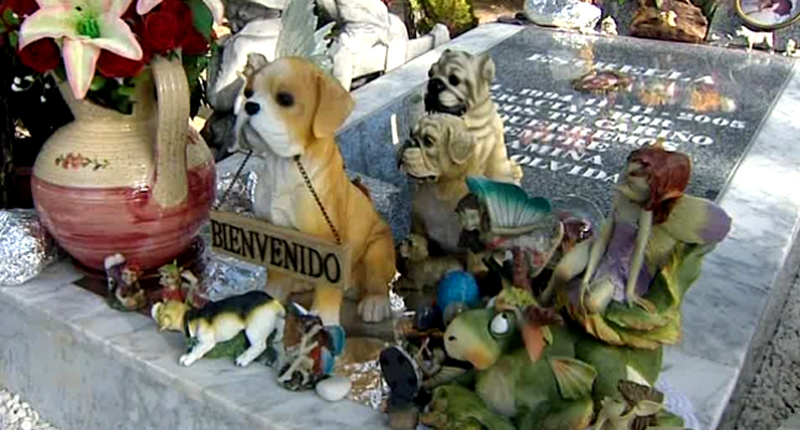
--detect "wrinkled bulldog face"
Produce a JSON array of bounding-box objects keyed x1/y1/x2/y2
[
  {"x1": 399, "y1": 114, "x2": 474, "y2": 183},
  {"x1": 424, "y1": 49, "x2": 496, "y2": 117}
]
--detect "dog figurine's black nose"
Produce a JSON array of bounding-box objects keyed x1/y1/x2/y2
[
  {"x1": 428, "y1": 78, "x2": 446, "y2": 94},
  {"x1": 244, "y1": 102, "x2": 260, "y2": 115}
]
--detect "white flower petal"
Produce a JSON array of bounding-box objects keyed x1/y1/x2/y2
[
  {"x1": 34, "y1": 0, "x2": 66, "y2": 9},
  {"x1": 106, "y1": 0, "x2": 134, "y2": 17},
  {"x1": 62, "y1": 38, "x2": 101, "y2": 99},
  {"x1": 18, "y1": 6, "x2": 76, "y2": 48},
  {"x1": 135, "y1": 0, "x2": 162, "y2": 15},
  {"x1": 94, "y1": 17, "x2": 143, "y2": 59}
]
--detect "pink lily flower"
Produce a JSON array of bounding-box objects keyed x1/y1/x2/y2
[{"x1": 18, "y1": 0, "x2": 144, "y2": 100}]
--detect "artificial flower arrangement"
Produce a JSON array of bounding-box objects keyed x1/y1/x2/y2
[{"x1": 0, "y1": 0, "x2": 223, "y2": 115}]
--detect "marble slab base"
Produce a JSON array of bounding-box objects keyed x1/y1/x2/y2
[{"x1": 0, "y1": 262, "x2": 389, "y2": 430}]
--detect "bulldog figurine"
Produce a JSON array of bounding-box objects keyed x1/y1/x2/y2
[{"x1": 424, "y1": 49, "x2": 523, "y2": 185}]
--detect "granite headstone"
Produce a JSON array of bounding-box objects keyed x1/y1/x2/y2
[
  {"x1": 335, "y1": 26, "x2": 794, "y2": 217},
  {"x1": 485, "y1": 28, "x2": 794, "y2": 211}
]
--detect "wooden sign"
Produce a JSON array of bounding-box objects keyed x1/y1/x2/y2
[{"x1": 209, "y1": 211, "x2": 351, "y2": 288}]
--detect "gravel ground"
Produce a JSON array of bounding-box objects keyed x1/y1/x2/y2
[
  {"x1": 0, "y1": 390, "x2": 56, "y2": 430},
  {"x1": 736, "y1": 273, "x2": 800, "y2": 430}
]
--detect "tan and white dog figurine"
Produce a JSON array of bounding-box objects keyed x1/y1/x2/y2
[
  {"x1": 424, "y1": 49, "x2": 523, "y2": 185},
  {"x1": 233, "y1": 53, "x2": 396, "y2": 326}
]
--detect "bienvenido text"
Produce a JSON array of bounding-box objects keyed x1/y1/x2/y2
[{"x1": 210, "y1": 219, "x2": 343, "y2": 283}]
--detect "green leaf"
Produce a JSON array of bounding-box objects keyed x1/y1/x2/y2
[
  {"x1": 3, "y1": 9, "x2": 19, "y2": 26},
  {"x1": 116, "y1": 85, "x2": 136, "y2": 97},
  {"x1": 8, "y1": 31, "x2": 17, "y2": 49},
  {"x1": 89, "y1": 76, "x2": 107, "y2": 91},
  {"x1": 186, "y1": 0, "x2": 213, "y2": 39},
  {"x1": 549, "y1": 356, "x2": 597, "y2": 400},
  {"x1": 0, "y1": 20, "x2": 7, "y2": 33}
]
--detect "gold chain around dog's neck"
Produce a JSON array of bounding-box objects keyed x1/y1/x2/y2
[{"x1": 294, "y1": 156, "x2": 342, "y2": 245}]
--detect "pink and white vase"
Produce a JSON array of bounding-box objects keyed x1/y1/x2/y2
[{"x1": 31, "y1": 57, "x2": 215, "y2": 271}]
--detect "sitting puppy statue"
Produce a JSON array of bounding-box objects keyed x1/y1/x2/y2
[
  {"x1": 233, "y1": 53, "x2": 396, "y2": 326},
  {"x1": 424, "y1": 49, "x2": 523, "y2": 185}
]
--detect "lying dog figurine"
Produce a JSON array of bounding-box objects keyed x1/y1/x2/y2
[
  {"x1": 151, "y1": 291, "x2": 286, "y2": 367},
  {"x1": 234, "y1": 53, "x2": 396, "y2": 325},
  {"x1": 396, "y1": 233, "x2": 463, "y2": 290},
  {"x1": 425, "y1": 49, "x2": 523, "y2": 185}
]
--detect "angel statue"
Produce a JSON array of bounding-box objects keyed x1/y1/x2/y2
[
  {"x1": 455, "y1": 177, "x2": 564, "y2": 292},
  {"x1": 542, "y1": 144, "x2": 732, "y2": 349}
]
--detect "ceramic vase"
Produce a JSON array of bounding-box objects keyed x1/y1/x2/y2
[{"x1": 31, "y1": 57, "x2": 216, "y2": 271}]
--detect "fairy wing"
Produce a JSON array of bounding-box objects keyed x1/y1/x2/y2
[
  {"x1": 274, "y1": 0, "x2": 335, "y2": 71},
  {"x1": 647, "y1": 195, "x2": 731, "y2": 266},
  {"x1": 657, "y1": 195, "x2": 731, "y2": 244},
  {"x1": 466, "y1": 177, "x2": 552, "y2": 236}
]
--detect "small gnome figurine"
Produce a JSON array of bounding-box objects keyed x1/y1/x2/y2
[
  {"x1": 104, "y1": 254, "x2": 147, "y2": 311},
  {"x1": 156, "y1": 261, "x2": 207, "y2": 308},
  {"x1": 158, "y1": 261, "x2": 186, "y2": 303}
]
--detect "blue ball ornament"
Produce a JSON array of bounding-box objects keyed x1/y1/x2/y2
[{"x1": 436, "y1": 271, "x2": 480, "y2": 315}]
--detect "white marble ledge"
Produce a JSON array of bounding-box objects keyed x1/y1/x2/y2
[
  {"x1": 0, "y1": 262, "x2": 386, "y2": 430},
  {"x1": 341, "y1": 23, "x2": 525, "y2": 131}
]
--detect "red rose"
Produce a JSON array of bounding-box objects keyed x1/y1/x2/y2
[
  {"x1": 158, "y1": 0, "x2": 193, "y2": 27},
  {"x1": 18, "y1": 38, "x2": 60, "y2": 73},
  {"x1": 6, "y1": 0, "x2": 38, "y2": 16},
  {"x1": 97, "y1": 50, "x2": 148, "y2": 78},
  {"x1": 181, "y1": 28, "x2": 209, "y2": 55},
  {"x1": 142, "y1": 11, "x2": 182, "y2": 53}
]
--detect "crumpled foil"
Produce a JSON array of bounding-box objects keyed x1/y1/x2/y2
[
  {"x1": 0, "y1": 209, "x2": 62, "y2": 286},
  {"x1": 337, "y1": 359, "x2": 389, "y2": 410},
  {"x1": 201, "y1": 251, "x2": 267, "y2": 302}
]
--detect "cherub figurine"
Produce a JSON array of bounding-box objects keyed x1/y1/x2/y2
[
  {"x1": 455, "y1": 177, "x2": 564, "y2": 292},
  {"x1": 543, "y1": 144, "x2": 732, "y2": 348},
  {"x1": 104, "y1": 254, "x2": 147, "y2": 312}
]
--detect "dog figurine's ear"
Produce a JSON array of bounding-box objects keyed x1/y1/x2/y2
[
  {"x1": 447, "y1": 122, "x2": 475, "y2": 165},
  {"x1": 477, "y1": 53, "x2": 496, "y2": 84},
  {"x1": 243, "y1": 53, "x2": 270, "y2": 78},
  {"x1": 313, "y1": 71, "x2": 354, "y2": 138}
]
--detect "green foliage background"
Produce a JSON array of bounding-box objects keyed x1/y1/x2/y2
[{"x1": 408, "y1": 0, "x2": 478, "y2": 37}]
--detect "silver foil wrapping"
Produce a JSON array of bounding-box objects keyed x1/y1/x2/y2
[{"x1": 0, "y1": 209, "x2": 61, "y2": 286}]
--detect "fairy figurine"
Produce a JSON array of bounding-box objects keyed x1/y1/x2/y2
[
  {"x1": 542, "y1": 144, "x2": 732, "y2": 348},
  {"x1": 455, "y1": 177, "x2": 564, "y2": 292}
]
